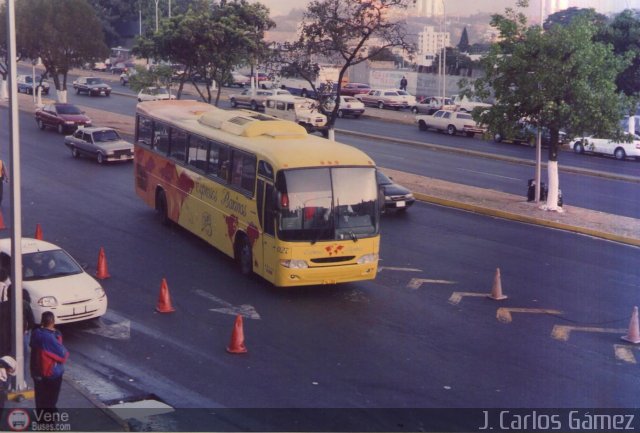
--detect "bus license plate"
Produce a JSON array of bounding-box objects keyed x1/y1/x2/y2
[{"x1": 396, "y1": 201, "x2": 406, "y2": 208}]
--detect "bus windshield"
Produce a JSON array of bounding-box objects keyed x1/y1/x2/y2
[{"x1": 277, "y1": 167, "x2": 378, "y2": 242}]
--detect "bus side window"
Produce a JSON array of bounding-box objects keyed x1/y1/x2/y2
[
  {"x1": 154, "y1": 122, "x2": 170, "y2": 154},
  {"x1": 187, "y1": 136, "x2": 210, "y2": 172},
  {"x1": 169, "y1": 128, "x2": 188, "y2": 163},
  {"x1": 217, "y1": 145, "x2": 231, "y2": 183},
  {"x1": 136, "y1": 116, "x2": 153, "y2": 147},
  {"x1": 263, "y1": 183, "x2": 276, "y2": 236},
  {"x1": 207, "y1": 142, "x2": 220, "y2": 178}
]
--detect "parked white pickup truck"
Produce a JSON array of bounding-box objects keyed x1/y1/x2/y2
[{"x1": 451, "y1": 94, "x2": 491, "y2": 112}]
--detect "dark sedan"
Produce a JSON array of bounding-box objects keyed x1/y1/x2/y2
[
  {"x1": 376, "y1": 170, "x2": 415, "y2": 213},
  {"x1": 35, "y1": 103, "x2": 92, "y2": 134},
  {"x1": 340, "y1": 82, "x2": 371, "y2": 97}
]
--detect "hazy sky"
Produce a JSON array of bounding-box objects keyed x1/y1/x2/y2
[{"x1": 257, "y1": 0, "x2": 638, "y2": 17}]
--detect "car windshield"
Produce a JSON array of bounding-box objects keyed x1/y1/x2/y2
[
  {"x1": 23, "y1": 250, "x2": 83, "y2": 281},
  {"x1": 344, "y1": 97, "x2": 358, "y2": 103},
  {"x1": 396, "y1": 90, "x2": 410, "y2": 96},
  {"x1": 56, "y1": 105, "x2": 82, "y2": 115},
  {"x1": 375, "y1": 170, "x2": 392, "y2": 186},
  {"x1": 86, "y1": 78, "x2": 104, "y2": 85},
  {"x1": 276, "y1": 167, "x2": 378, "y2": 242},
  {"x1": 154, "y1": 88, "x2": 169, "y2": 95},
  {"x1": 93, "y1": 130, "x2": 120, "y2": 142}
]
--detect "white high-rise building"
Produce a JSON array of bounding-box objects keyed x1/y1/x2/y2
[
  {"x1": 413, "y1": 0, "x2": 445, "y2": 18},
  {"x1": 545, "y1": 0, "x2": 570, "y2": 17},
  {"x1": 417, "y1": 25, "x2": 450, "y2": 66}
]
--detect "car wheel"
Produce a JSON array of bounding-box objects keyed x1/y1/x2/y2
[
  {"x1": 466, "y1": 132, "x2": 475, "y2": 137},
  {"x1": 37, "y1": 119, "x2": 45, "y2": 130},
  {"x1": 120, "y1": 78, "x2": 126, "y2": 85},
  {"x1": 250, "y1": 101, "x2": 258, "y2": 111},
  {"x1": 301, "y1": 89, "x2": 308, "y2": 98},
  {"x1": 105, "y1": 92, "x2": 110, "y2": 97},
  {"x1": 353, "y1": 114, "x2": 361, "y2": 119},
  {"x1": 573, "y1": 142, "x2": 584, "y2": 154},
  {"x1": 447, "y1": 125, "x2": 457, "y2": 135},
  {"x1": 235, "y1": 235, "x2": 253, "y2": 276},
  {"x1": 418, "y1": 120, "x2": 428, "y2": 131},
  {"x1": 156, "y1": 190, "x2": 170, "y2": 226},
  {"x1": 28, "y1": 88, "x2": 33, "y2": 95},
  {"x1": 337, "y1": 110, "x2": 344, "y2": 118},
  {"x1": 377, "y1": 101, "x2": 384, "y2": 109},
  {"x1": 96, "y1": 152, "x2": 105, "y2": 164},
  {"x1": 230, "y1": 98, "x2": 238, "y2": 108},
  {"x1": 57, "y1": 124, "x2": 65, "y2": 134},
  {"x1": 76, "y1": 88, "x2": 81, "y2": 95},
  {"x1": 614, "y1": 147, "x2": 626, "y2": 160},
  {"x1": 71, "y1": 147, "x2": 80, "y2": 158},
  {"x1": 411, "y1": 106, "x2": 418, "y2": 114},
  {"x1": 494, "y1": 133, "x2": 503, "y2": 143}
]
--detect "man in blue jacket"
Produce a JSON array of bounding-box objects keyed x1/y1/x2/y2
[{"x1": 30, "y1": 311, "x2": 69, "y2": 410}]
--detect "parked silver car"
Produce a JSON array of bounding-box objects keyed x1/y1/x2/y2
[{"x1": 64, "y1": 127, "x2": 134, "y2": 164}]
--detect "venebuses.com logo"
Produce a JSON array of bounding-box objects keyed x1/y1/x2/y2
[{"x1": 6, "y1": 409, "x2": 30, "y2": 432}]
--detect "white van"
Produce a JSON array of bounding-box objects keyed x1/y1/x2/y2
[{"x1": 264, "y1": 94, "x2": 328, "y2": 137}]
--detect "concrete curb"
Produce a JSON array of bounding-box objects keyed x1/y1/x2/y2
[
  {"x1": 64, "y1": 376, "x2": 131, "y2": 431},
  {"x1": 413, "y1": 192, "x2": 640, "y2": 247}
]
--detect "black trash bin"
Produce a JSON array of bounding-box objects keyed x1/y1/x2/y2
[
  {"x1": 527, "y1": 179, "x2": 546, "y2": 202},
  {"x1": 527, "y1": 178, "x2": 562, "y2": 206}
]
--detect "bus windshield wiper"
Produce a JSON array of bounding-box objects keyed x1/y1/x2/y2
[{"x1": 349, "y1": 231, "x2": 358, "y2": 242}]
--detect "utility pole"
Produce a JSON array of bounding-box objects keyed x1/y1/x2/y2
[{"x1": 6, "y1": 0, "x2": 26, "y2": 392}]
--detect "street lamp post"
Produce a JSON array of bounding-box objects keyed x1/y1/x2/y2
[
  {"x1": 154, "y1": 0, "x2": 159, "y2": 32},
  {"x1": 535, "y1": 0, "x2": 544, "y2": 203},
  {"x1": 440, "y1": 0, "x2": 447, "y2": 101}
]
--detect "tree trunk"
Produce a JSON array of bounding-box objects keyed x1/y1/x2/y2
[
  {"x1": 57, "y1": 89, "x2": 67, "y2": 103},
  {"x1": 328, "y1": 128, "x2": 335, "y2": 142},
  {"x1": 0, "y1": 79, "x2": 7, "y2": 100},
  {"x1": 543, "y1": 130, "x2": 563, "y2": 212}
]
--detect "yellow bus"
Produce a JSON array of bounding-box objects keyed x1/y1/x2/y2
[{"x1": 134, "y1": 100, "x2": 380, "y2": 286}]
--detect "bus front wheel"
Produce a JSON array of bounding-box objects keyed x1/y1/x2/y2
[{"x1": 236, "y1": 235, "x2": 253, "y2": 276}]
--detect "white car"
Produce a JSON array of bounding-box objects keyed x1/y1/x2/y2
[
  {"x1": 0, "y1": 238, "x2": 108, "y2": 324},
  {"x1": 416, "y1": 109, "x2": 486, "y2": 137},
  {"x1": 137, "y1": 87, "x2": 176, "y2": 102},
  {"x1": 327, "y1": 95, "x2": 365, "y2": 118},
  {"x1": 573, "y1": 135, "x2": 640, "y2": 161}
]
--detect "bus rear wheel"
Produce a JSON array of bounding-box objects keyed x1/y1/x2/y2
[
  {"x1": 156, "y1": 190, "x2": 170, "y2": 226},
  {"x1": 235, "y1": 235, "x2": 253, "y2": 276}
]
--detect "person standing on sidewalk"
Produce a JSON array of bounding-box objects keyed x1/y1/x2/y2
[
  {"x1": 30, "y1": 311, "x2": 68, "y2": 411},
  {"x1": 399, "y1": 76, "x2": 407, "y2": 91}
]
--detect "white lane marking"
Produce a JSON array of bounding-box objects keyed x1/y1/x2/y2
[
  {"x1": 195, "y1": 289, "x2": 261, "y2": 319},
  {"x1": 407, "y1": 278, "x2": 456, "y2": 290},
  {"x1": 457, "y1": 168, "x2": 521, "y2": 181},
  {"x1": 378, "y1": 266, "x2": 422, "y2": 273}
]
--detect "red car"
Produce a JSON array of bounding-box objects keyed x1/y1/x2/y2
[
  {"x1": 35, "y1": 103, "x2": 92, "y2": 134},
  {"x1": 340, "y1": 82, "x2": 371, "y2": 97}
]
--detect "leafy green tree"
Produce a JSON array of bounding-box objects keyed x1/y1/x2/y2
[
  {"x1": 466, "y1": 0, "x2": 631, "y2": 211},
  {"x1": 458, "y1": 27, "x2": 470, "y2": 52},
  {"x1": 15, "y1": 0, "x2": 109, "y2": 102},
  {"x1": 272, "y1": 0, "x2": 414, "y2": 139},
  {"x1": 128, "y1": 64, "x2": 173, "y2": 93},
  {"x1": 543, "y1": 6, "x2": 608, "y2": 31},
  {"x1": 133, "y1": 0, "x2": 273, "y2": 105},
  {"x1": 597, "y1": 9, "x2": 640, "y2": 97},
  {"x1": 87, "y1": 0, "x2": 137, "y2": 46}
]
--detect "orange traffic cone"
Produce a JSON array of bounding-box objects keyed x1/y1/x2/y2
[
  {"x1": 0, "y1": 211, "x2": 6, "y2": 230},
  {"x1": 226, "y1": 315, "x2": 248, "y2": 354},
  {"x1": 95, "y1": 247, "x2": 110, "y2": 280},
  {"x1": 155, "y1": 278, "x2": 175, "y2": 313},
  {"x1": 487, "y1": 267, "x2": 507, "y2": 300},
  {"x1": 622, "y1": 306, "x2": 640, "y2": 344},
  {"x1": 34, "y1": 223, "x2": 43, "y2": 240}
]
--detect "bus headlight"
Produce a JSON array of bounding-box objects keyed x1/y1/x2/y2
[
  {"x1": 280, "y1": 259, "x2": 309, "y2": 269},
  {"x1": 357, "y1": 253, "x2": 378, "y2": 264},
  {"x1": 38, "y1": 296, "x2": 58, "y2": 307},
  {"x1": 95, "y1": 287, "x2": 106, "y2": 298}
]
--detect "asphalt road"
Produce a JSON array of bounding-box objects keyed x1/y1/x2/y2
[{"x1": 1, "y1": 105, "x2": 639, "y2": 430}]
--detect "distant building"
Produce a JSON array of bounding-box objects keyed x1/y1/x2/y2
[
  {"x1": 545, "y1": 0, "x2": 570, "y2": 17},
  {"x1": 413, "y1": 0, "x2": 444, "y2": 18},
  {"x1": 417, "y1": 26, "x2": 450, "y2": 66}
]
